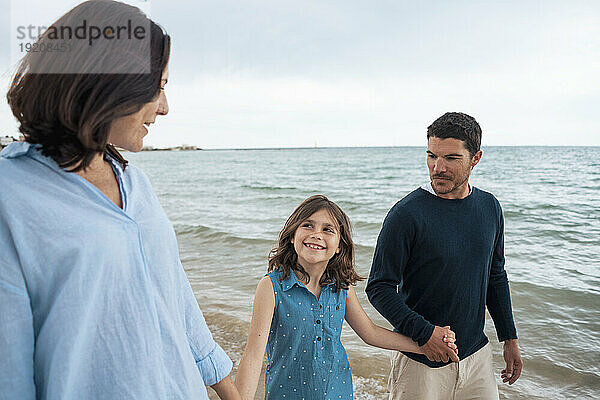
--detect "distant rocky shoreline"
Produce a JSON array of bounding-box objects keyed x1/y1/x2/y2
[
  {"x1": 0, "y1": 136, "x2": 19, "y2": 150},
  {"x1": 140, "y1": 145, "x2": 202, "y2": 151},
  {"x1": 0, "y1": 138, "x2": 201, "y2": 152}
]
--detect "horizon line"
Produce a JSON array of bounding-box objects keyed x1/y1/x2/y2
[{"x1": 144, "y1": 144, "x2": 600, "y2": 151}]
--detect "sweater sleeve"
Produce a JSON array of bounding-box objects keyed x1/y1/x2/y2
[
  {"x1": 486, "y1": 204, "x2": 518, "y2": 342},
  {"x1": 366, "y1": 207, "x2": 435, "y2": 346}
]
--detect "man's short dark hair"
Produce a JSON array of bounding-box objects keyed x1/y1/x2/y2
[{"x1": 427, "y1": 112, "x2": 482, "y2": 157}]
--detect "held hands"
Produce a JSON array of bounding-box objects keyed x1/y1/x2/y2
[
  {"x1": 501, "y1": 339, "x2": 522, "y2": 385},
  {"x1": 443, "y1": 331, "x2": 458, "y2": 353},
  {"x1": 420, "y1": 325, "x2": 460, "y2": 363}
]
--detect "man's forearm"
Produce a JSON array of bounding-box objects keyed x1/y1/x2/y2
[
  {"x1": 487, "y1": 279, "x2": 518, "y2": 341},
  {"x1": 488, "y1": 213, "x2": 518, "y2": 341}
]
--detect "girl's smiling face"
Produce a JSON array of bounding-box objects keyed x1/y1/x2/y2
[{"x1": 292, "y1": 208, "x2": 341, "y2": 271}]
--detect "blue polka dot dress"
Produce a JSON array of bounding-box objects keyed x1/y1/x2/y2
[{"x1": 264, "y1": 269, "x2": 353, "y2": 399}]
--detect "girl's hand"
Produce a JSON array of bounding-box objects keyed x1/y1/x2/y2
[{"x1": 442, "y1": 328, "x2": 458, "y2": 355}]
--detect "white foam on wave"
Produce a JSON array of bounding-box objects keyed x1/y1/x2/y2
[{"x1": 353, "y1": 375, "x2": 388, "y2": 399}]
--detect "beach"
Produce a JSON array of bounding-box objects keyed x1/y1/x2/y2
[{"x1": 127, "y1": 146, "x2": 600, "y2": 399}]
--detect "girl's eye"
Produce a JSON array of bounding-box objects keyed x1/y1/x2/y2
[
  {"x1": 301, "y1": 223, "x2": 312, "y2": 228},
  {"x1": 324, "y1": 228, "x2": 335, "y2": 233}
]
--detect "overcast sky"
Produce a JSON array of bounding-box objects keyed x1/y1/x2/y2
[{"x1": 1, "y1": 0, "x2": 598, "y2": 148}]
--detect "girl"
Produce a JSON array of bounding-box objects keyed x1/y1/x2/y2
[{"x1": 235, "y1": 195, "x2": 457, "y2": 399}]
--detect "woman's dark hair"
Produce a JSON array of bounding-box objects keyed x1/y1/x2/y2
[
  {"x1": 427, "y1": 112, "x2": 482, "y2": 157},
  {"x1": 7, "y1": 0, "x2": 170, "y2": 171},
  {"x1": 268, "y1": 195, "x2": 364, "y2": 292}
]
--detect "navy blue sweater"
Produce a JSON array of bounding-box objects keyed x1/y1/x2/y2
[{"x1": 366, "y1": 187, "x2": 518, "y2": 368}]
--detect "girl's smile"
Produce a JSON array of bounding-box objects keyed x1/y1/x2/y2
[{"x1": 292, "y1": 208, "x2": 340, "y2": 270}]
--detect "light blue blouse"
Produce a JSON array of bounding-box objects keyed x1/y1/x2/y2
[
  {"x1": 0, "y1": 142, "x2": 232, "y2": 399},
  {"x1": 265, "y1": 269, "x2": 353, "y2": 399}
]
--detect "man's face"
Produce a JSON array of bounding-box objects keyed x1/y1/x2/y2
[{"x1": 426, "y1": 137, "x2": 482, "y2": 199}]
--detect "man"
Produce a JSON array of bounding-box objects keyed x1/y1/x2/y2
[{"x1": 366, "y1": 112, "x2": 522, "y2": 399}]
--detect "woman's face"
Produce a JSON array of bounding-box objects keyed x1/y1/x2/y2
[{"x1": 108, "y1": 66, "x2": 169, "y2": 152}]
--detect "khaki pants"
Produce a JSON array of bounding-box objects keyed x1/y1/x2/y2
[{"x1": 388, "y1": 342, "x2": 499, "y2": 400}]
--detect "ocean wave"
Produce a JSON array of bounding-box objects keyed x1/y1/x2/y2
[
  {"x1": 175, "y1": 223, "x2": 377, "y2": 255},
  {"x1": 504, "y1": 209, "x2": 527, "y2": 218},
  {"x1": 511, "y1": 280, "x2": 600, "y2": 309},
  {"x1": 352, "y1": 221, "x2": 383, "y2": 231},
  {"x1": 174, "y1": 223, "x2": 274, "y2": 247},
  {"x1": 353, "y1": 375, "x2": 388, "y2": 399},
  {"x1": 524, "y1": 228, "x2": 596, "y2": 244},
  {"x1": 354, "y1": 242, "x2": 376, "y2": 254},
  {"x1": 241, "y1": 184, "x2": 298, "y2": 192}
]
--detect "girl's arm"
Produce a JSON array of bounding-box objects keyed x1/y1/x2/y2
[
  {"x1": 234, "y1": 276, "x2": 276, "y2": 400},
  {"x1": 345, "y1": 286, "x2": 457, "y2": 355},
  {"x1": 211, "y1": 375, "x2": 242, "y2": 399}
]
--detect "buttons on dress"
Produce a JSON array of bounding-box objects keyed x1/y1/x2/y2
[{"x1": 266, "y1": 271, "x2": 351, "y2": 398}]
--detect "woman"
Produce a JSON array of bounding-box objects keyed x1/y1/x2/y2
[{"x1": 0, "y1": 1, "x2": 240, "y2": 399}]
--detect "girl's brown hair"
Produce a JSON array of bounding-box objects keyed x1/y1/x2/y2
[
  {"x1": 268, "y1": 195, "x2": 364, "y2": 292},
  {"x1": 6, "y1": 0, "x2": 170, "y2": 171}
]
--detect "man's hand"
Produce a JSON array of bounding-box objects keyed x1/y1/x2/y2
[
  {"x1": 420, "y1": 325, "x2": 460, "y2": 363},
  {"x1": 501, "y1": 339, "x2": 522, "y2": 385}
]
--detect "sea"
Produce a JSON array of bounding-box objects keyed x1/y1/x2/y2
[{"x1": 126, "y1": 146, "x2": 600, "y2": 400}]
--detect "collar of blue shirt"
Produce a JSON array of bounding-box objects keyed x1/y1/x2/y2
[
  {"x1": 280, "y1": 269, "x2": 336, "y2": 292},
  {"x1": 1, "y1": 141, "x2": 124, "y2": 177},
  {"x1": 1, "y1": 141, "x2": 42, "y2": 160}
]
